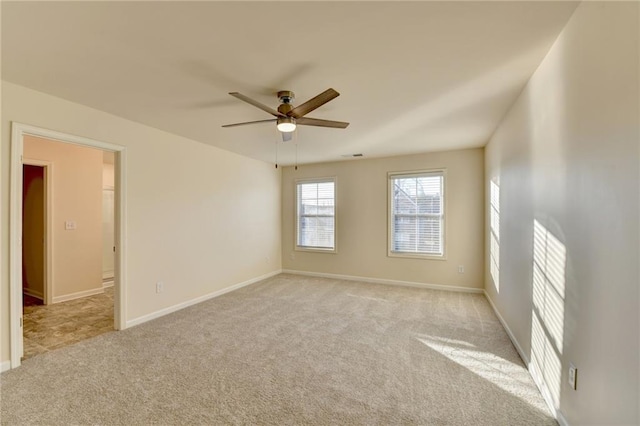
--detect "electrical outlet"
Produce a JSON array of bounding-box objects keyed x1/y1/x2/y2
[
  {"x1": 156, "y1": 281, "x2": 164, "y2": 294},
  {"x1": 265, "y1": 256, "x2": 270, "y2": 264},
  {"x1": 568, "y1": 363, "x2": 577, "y2": 390},
  {"x1": 458, "y1": 265, "x2": 465, "y2": 274},
  {"x1": 64, "y1": 220, "x2": 77, "y2": 230},
  {"x1": 290, "y1": 252, "x2": 295, "y2": 261}
]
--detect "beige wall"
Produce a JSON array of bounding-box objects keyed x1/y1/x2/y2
[
  {"x1": 484, "y1": 2, "x2": 639, "y2": 424},
  {"x1": 24, "y1": 136, "x2": 104, "y2": 299},
  {"x1": 282, "y1": 149, "x2": 484, "y2": 288},
  {"x1": 1, "y1": 82, "x2": 282, "y2": 364}
]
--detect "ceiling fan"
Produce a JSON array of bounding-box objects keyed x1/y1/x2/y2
[{"x1": 222, "y1": 88, "x2": 349, "y2": 142}]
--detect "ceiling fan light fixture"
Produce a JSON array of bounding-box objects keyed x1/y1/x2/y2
[{"x1": 277, "y1": 117, "x2": 296, "y2": 133}]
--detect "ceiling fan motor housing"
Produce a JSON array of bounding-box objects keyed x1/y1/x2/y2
[{"x1": 277, "y1": 91, "x2": 295, "y2": 115}]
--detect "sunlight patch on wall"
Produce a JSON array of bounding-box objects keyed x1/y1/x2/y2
[
  {"x1": 490, "y1": 180, "x2": 501, "y2": 292},
  {"x1": 530, "y1": 219, "x2": 566, "y2": 409},
  {"x1": 532, "y1": 220, "x2": 566, "y2": 351},
  {"x1": 531, "y1": 312, "x2": 563, "y2": 407}
]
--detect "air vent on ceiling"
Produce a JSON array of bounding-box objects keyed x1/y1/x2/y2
[{"x1": 341, "y1": 153, "x2": 364, "y2": 158}]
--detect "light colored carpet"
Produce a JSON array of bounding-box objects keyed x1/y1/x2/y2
[{"x1": 1, "y1": 274, "x2": 556, "y2": 425}]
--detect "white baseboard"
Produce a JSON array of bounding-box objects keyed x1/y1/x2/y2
[
  {"x1": 282, "y1": 269, "x2": 484, "y2": 294},
  {"x1": 1, "y1": 360, "x2": 11, "y2": 373},
  {"x1": 52, "y1": 287, "x2": 104, "y2": 304},
  {"x1": 483, "y1": 290, "x2": 569, "y2": 426},
  {"x1": 103, "y1": 280, "x2": 114, "y2": 288},
  {"x1": 483, "y1": 290, "x2": 529, "y2": 364},
  {"x1": 126, "y1": 270, "x2": 282, "y2": 328},
  {"x1": 556, "y1": 411, "x2": 569, "y2": 426},
  {"x1": 23, "y1": 288, "x2": 44, "y2": 300}
]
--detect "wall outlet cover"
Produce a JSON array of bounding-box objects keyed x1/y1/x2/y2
[{"x1": 568, "y1": 363, "x2": 577, "y2": 390}]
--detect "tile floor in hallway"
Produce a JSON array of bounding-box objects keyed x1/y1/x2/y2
[{"x1": 22, "y1": 287, "x2": 114, "y2": 360}]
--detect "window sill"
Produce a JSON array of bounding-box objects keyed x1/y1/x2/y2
[
  {"x1": 388, "y1": 251, "x2": 447, "y2": 261},
  {"x1": 295, "y1": 246, "x2": 337, "y2": 254}
]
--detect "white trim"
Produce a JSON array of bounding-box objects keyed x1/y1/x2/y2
[
  {"x1": 52, "y1": 287, "x2": 105, "y2": 304},
  {"x1": 23, "y1": 289, "x2": 44, "y2": 300},
  {"x1": 295, "y1": 177, "x2": 337, "y2": 253},
  {"x1": 529, "y1": 361, "x2": 566, "y2": 426},
  {"x1": 556, "y1": 411, "x2": 569, "y2": 426},
  {"x1": 483, "y1": 290, "x2": 569, "y2": 426},
  {"x1": 1, "y1": 361, "x2": 11, "y2": 373},
  {"x1": 10, "y1": 123, "x2": 25, "y2": 368},
  {"x1": 387, "y1": 168, "x2": 448, "y2": 260},
  {"x1": 387, "y1": 251, "x2": 448, "y2": 261},
  {"x1": 126, "y1": 270, "x2": 282, "y2": 328},
  {"x1": 102, "y1": 186, "x2": 115, "y2": 282},
  {"x1": 9, "y1": 122, "x2": 128, "y2": 370},
  {"x1": 103, "y1": 280, "x2": 114, "y2": 289},
  {"x1": 483, "y1": 290, "x2": 529, "y2": 364},
  {"x1": 295, "y1": 246, "x2": 337, "y2": 254},
  {"x1": 283, "y1": 269, "x2": 483, "y2": 293},
  {"x1": 23, "y1": 158, "x2": 54, "y2": 305},
  {"x1": 113, "y1": 149, "x2": 127, "y2": 331},
  {"x1": 15, "y1": 123, "x2": 124, "y2": 152}
]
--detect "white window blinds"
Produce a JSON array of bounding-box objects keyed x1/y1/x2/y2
[
  {"x1": 296, "y1": 179, "x2": 335, "y2": 250},
  {"x1": 389, "y1": 171, "x2": 444, "y2": 256}
]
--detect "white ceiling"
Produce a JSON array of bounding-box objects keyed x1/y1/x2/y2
[{"x1": 2, "y1": 1, "x2": 578, "y2": 166}]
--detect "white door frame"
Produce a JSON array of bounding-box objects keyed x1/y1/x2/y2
[
  {"x1": 101, "y1": 187, "x2": 116, "y2": 283},
  {"x1": 9, "y1": 122, "x2": 128, "y2": 369},
  {"x1": 22, "y1": 159, "x2": 53, "y2": 305}
]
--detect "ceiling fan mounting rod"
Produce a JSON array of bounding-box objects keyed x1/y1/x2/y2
[{"x1": 277, "y1": 90, "x2": 295, "y2": 103}]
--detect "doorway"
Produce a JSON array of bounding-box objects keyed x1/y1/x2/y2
[
  {"x1": 22, "y1": 164, "x2": 46, "y2": 306},
  {"x1": 20, "y1": 147, "x2": 118, "y2": 360},
  {"x1": 9, "y1": 123, "x2": 127, "y2": 369}
]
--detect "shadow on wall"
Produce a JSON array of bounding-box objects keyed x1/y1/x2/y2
[{"x1": 530, "y1": 219, "x2": 566, "y2": 411}]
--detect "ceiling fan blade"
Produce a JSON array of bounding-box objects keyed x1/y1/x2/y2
[
  {"x1": 296, "y1": 117, "x2": 349, "y2": 129},
  {"x1": 222, "y1": 119, "x2": 277, "y2": 128},
  {"x1": 282, "y1": 132, "x2": 293, "y2": 142},
  {"x1": 229, "y1": 92, "x2": 283, "y2": 117},
  {"x1": 288, "y1": 88, "x2": 340, "y2": 119}
]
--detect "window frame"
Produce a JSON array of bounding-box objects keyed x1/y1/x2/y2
[
  {"x1": 387, "y1": 169, "x2": 447, "y2": 260},
  {"x1": 295, "y1": 177, "x2": 337, "y2": 253}
]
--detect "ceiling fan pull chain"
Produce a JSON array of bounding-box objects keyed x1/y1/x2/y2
[{"x1": 295, "y1": 129, "x2": 298, "y2": 171}]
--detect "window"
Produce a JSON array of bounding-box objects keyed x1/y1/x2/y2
[
  {"x1": 389, "y1": 170, "x2": 444, "y2": 257},
  {"x1": 296, "y1": 178, "x2": 336, "y2": 251}
]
